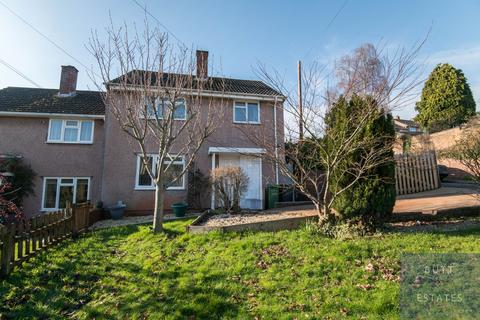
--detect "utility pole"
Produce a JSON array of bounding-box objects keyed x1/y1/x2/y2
[{"x1": 298, "y1": 60, "x2": 304, "y2": 141}]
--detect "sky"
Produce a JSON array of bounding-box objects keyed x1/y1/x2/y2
[{"x1": 0, "y1": 0, "x2": 479, "y2": 119}]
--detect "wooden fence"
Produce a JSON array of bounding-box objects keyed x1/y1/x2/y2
[
  {"x1": 395, "y1": 151, "x2": 440, "y2": 195},
  {"x1": 0, "y1": 201, "x2": 92, "y2": 277}
]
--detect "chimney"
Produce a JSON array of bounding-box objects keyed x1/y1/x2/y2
[
  {"x1": 196, "y1": 50, "x2": 208, "y2": 80},
  {"x1": 59, "y1": 65, "x2": 78, "y2": 96}
]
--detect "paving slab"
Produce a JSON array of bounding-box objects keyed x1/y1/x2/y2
[{"x1": 394, "y1": 187, "x2": 479, "y2": 213}]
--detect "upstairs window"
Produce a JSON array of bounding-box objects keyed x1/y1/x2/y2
[
  {"x1": 234, "y1": 101, "x2": 260, "y2": 123},
  {"x1": 144, "y1": 98, "x2": 186, "y2": 120},
  {"x1": 48, "y1": 119, "x2": 94, "y2": 143}
]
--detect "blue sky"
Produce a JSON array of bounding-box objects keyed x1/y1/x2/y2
[{"x1": 1, "y1": 0, "x2": 479, "y2": 119}]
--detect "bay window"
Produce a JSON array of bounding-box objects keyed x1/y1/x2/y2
[
  {"x1": 135, "y1": 154, "x2": 185, "y2": 190},
  {"x1": 42, "y1": 177, "x2": 90, "y2": 211},
  {"x1": 48, "y1": 119, "x2": 94, "y2": 143}
]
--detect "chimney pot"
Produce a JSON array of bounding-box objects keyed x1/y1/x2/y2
[
  {"x1": 59, "y1": 65, "x2": 78, "y2": 96},
  {"x1": 196, "y1": 50, "x2": 208, "y2": 80}
]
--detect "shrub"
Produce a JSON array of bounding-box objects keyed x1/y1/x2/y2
[
  {"x1": 211, "y1": 166, "x2": 249, "y2": 213},
  {"x1": 187, "y1": 167, "x2": 210, "y2": 209},
  {"x1": 0, "y1": 156, "x2": 36, "y2": 206},
  {"x1": 0, "y1": 173, "x2": 24, "y2": 224},
  {"x1": 326, "y1": 95, "x2": 396, "y2": 227},
  {"x1": 440, "y1": 124, "x2": 480, "y2": 185}
]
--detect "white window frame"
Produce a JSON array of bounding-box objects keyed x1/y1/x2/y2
[
  {"x1": 47, "y1": 119, "x2": 95, "y2": 144},
  {"x1": 134, "y1": 154, "x2": 186, "y2": 190},
  {"x1": 233, "y1": 101, "x2": 260, "y2": 124},
  {"x1": 142, "y1": 97, "x2": 187, "y2": 121},
  {"x1": 41, "y1": 177, "x2": 91, "y2": 211}
]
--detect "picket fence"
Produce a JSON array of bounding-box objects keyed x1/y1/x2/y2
[
  {"x1": 394, "y1": 151, "x2": 440, "y2": 195},
  {"x1": 0, "y1": 202, "x2": 92, "y2": 277}
]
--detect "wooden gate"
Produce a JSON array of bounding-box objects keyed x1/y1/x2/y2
[{"x1": 395, "y1": 151, "x2": 440, "y2": 195}]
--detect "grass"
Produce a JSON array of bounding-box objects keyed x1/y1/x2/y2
[{"x1": 1, "y1": 220, "x2": 479, "y2": 319}]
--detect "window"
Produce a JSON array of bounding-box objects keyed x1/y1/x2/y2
[
  {"x1": 47, "y1": 119, "x2": 94, "y2": 143},
  {"x1": 144, "y1": 98, "x2": 186, "y2": 120},
  {"x1": 135, "y1": 154, "x2": 185, "y2": 190},
  {"x1": 42, "y1": 177, "x2": 90, "y2": 210},
  {"x1": 234, "y1": 101, "x2": 260, "y2": 123}
]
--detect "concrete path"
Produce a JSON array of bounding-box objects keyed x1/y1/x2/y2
[
  {"x1": 90, "y1": 187, "x2": 479, "y2": 230},
  {"x1": 90, "y1": 212, "x2": 201, "y2": 230},
  {"x1": 394, "y1": 187, "x2": 479, "y2": 213}
]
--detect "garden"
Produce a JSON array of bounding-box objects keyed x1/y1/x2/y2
[{"x1": 1, "y1": 219, "x2": 479, "y2": 319}]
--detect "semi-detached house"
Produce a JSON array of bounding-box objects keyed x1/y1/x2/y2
[{"x1": 0, "y1": 51, "x2": 285, "y2": 216}]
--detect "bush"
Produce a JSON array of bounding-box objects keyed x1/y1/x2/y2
[
  {"x1": 0, "y1": 156, "x2": 36, "y2": 206},
  {"x1": 0, "y1": 173, "x2": 24, "y2": 224},
  {"x1": 211, "y1": 166, "x2": 249, "y2": 213},
  {"x1": 326, "y1": 95, "x2": 396, "y2": 226},
  {"x1": 187, "y1": 167, "x2": 210, "y2": 209},
  {"x1": 304, "y1": 218, "x2": 377, "y2": 239},
  {"x1": 440, "y1": 124, "x2": 480, "y2": 185}
]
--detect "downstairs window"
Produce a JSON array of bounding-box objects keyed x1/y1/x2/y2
[
  {"x1": 42, "y1": 177, "x2": 90, "y2": 211},
  {"x1": 135, "y1": 154, "x2": 185, "y2": 190}
]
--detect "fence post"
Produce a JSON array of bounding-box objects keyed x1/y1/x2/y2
[
  {"x1": 69, "y1": 202, "x2": 79, "y2": 238},
  {"x1": 1, "y1": 224, "x2": 15, "y2": 277}
]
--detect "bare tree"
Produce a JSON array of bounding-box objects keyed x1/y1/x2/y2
[
  {"x1": 255, "y1": 41, "x2": 425, "y2": 222},
  {"x1": 440, "y1": 120, "x2": 480, "y2": 185},
  {"x1": 89, "y1": 19, "x2": 224, "y2": 232}
]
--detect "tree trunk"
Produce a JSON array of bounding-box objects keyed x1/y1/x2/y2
[{"x1": 153, "y1": 184, "x2": 165, "y2": 233}]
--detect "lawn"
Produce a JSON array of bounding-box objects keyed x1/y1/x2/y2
[{"x1": 1, "y1": 220, "x2": 479, "y2": 319}]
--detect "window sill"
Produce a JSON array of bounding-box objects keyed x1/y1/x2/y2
[
  {"x1": 134, "y1": 186, "x2": 186, "y2": 191},
  {"x1": 46, "y1": 141, "x2": 93, "y2": 145},
  {"x1": 140, "y1": 117, "x2": 187, "y2": 121},
  {"x1": 233, "y1": 121, "x2": 261, "y2": 125}
]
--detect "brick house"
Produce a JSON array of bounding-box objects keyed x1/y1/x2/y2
[{"x1": 0, "y1": 51, "x2": 285, "y2": 215}]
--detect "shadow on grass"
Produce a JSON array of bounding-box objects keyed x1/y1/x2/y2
[
  {"x1": 383, "y1": 221, "x2": 480, "y2": 237},
  {"x1": 0, "y1": 223, "x2": 239, "y2": 319}
]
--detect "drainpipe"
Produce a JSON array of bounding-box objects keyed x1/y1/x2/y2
[
  {"x1": 274, "y1": 97, "x2": 279, "y2": 185},
  {"x1": 211, "y1": 153, "x2": 216, "y2": 209}
]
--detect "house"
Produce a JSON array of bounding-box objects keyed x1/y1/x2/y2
[
  {"x1": 0, "y1": 51, "x2": 285, "y2": 215},
  {"x1": 393, "y1": 116, "x2": 422, "y2": 136},
  {"x1": 393, "y1": 116, "x2": 423, "y2": 154}
]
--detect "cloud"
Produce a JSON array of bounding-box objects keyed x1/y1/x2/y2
[{"x1": 425, "y1": 46, "x2": 480, "y2": 68}]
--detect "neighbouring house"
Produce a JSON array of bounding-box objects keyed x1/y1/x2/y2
[
  {"x1": 393, "y1": 116, "x2": 423, "y2": 154},
  {"x1": 393, "y1": 116, "x2": 422, "y2": 136},
  {"x1": 0, "y1": 51, "x2": 285, "y2": 216}
]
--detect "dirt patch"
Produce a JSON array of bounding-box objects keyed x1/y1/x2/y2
[
  {"x1": 386, "y1": 217, "x2": 480, "y2": 233},
  {"x1": 201, "y1": 205, "x2": 317, "y2": 227}
]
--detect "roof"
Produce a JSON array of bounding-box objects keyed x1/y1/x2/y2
[
  {"x1": 394, "y1": 118, "x2": 420, "y2": 128},
  {"x1": 109, "y1": 71, "x2": 283, "y2": 97},
  {"x1": 0, "y1": 87, "x2": 105, "y2": 116}
]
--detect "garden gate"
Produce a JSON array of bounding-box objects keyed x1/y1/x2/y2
[{"x1": 394, "y1": 150, "x2": 440, "y2": 195}]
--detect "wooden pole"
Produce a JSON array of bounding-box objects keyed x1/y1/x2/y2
[{"x1": 298, "y1": 60, "x2": 304, "y2": 141}]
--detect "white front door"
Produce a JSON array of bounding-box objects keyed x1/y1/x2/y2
[
  {"x1": 239, "y1": 156, "x2": 262, "y2": 210},
  {"x1": 218, "y1": 155, "x2": 263, "y2": 210}
]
